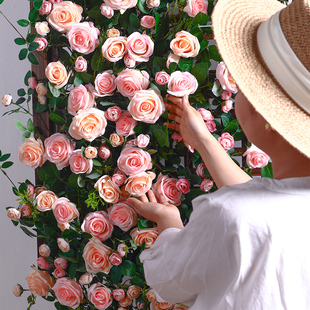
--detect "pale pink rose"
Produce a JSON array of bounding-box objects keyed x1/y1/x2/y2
[
  {"x1": 21, "y1": 204, "x2": 32, "y2": 217},
  {"x1": 197, "y1": 108, "x2": 213, "y2": 121},
  {"x1": 81, "y1": 211, "x2": 113, "y2": 242},
  {"x1": 57, "y1": 238, "x2": 70, "y2": 252},
  {"x1": 112, "y1": 171, "x2": 127, "y2": 186},
  {"x1": 94, "y1": 70, "x2": 116, "y2": 97},
  {"x1": 196, "y1": 162, "x2": 207, "y2": 178},
  {"x1": 44, "y1": 133, "x2": 75, "y2": 170},
  {"x1": 1, "y1": 94, "x2": 12, "y2": 106},
  {"x1": 88, "y1": 283, "x2": 113, "y2": 309},
  {"x1": 106, "y1": 106, "x2": 122, "y2": 121},
  {"x1": 82, "y1": 238, "x2": 113, "y2": 274},
  {"x1": 222, "y1": 100, "x2": 233, "y2": 113},
  {"x1": 103, "y1": 0, "x2": 137, "y2": 10},
  {"x1": 200, "y1": 178, "x2": 213, "y2": 192},
  {"x1": 137, "y1": 302, "x2": 145, "y2": 309},
  {"x1": 69, "y1": 108, "x2": 107, "y2": 142},
  {"x1": 36, "y1": 190, "x2": 58, "y2": 212},
  {"x1": 67, "y1": 22, "x2": 100, "y2": 55},
  {"x1": 119, "y1": 297, "x2": 132, "y2": 307},
  {"x1": 69, "y1": 149, "x2": 93, "y2": 174},
  {"x1": 141, "y1": 16, "x2": 156, "y2": 28},
  {"x1": 53, "y1": 277, "x2": 83, "y2": 309},
  {"x1": 125, "y1": 139, "x2": 137, "y2": 147},
  {"x1": 116, "y1": 111, "x2": 137, "y2": 137},
  {"x1": 176, "y1": 178, "x2": 190, "y2": 194},
  {"x1": 110, "y1": 133, "x2": 124, "y2": 147},
  {"x1": 79, "y1": 273, "x2": 93, "y2": 285},
  {"x1": 184, "y1": 0, "x2": 208, "y2": 17},
  {"x1": 173, "y1": 304, "x2": 189, "y2": 310},
  {"x1": 124, "y1": 53, "x2": 136, "y2": 68},
  {"x1": 39, "y1": 0, "x2": 52, "y2": 15},
  {"x1": 45, "y1": 61, "x2": 70, "y2": 89},
  {"x1": 170, "y1": 31, "x2": 200, "y2": 58},
  {"x1": 171, "y1": 132, "x2": 183, "y2": 142},
  {"x1": 37, "y1": 257, "x2": 49, "y2": 270},
  {"x1": 166, "y1": 53, "x2": 180, "y2": 68},
  {"x1": 127, "y1": 32, "x2": 154, "y2": 62},
  {"x1": 100, "y1": 4, "x2": 114, "y2": 18},
  {"x1": 34, "y1": 37, "x2": 48, "y2": 51},
  {"x1": 13, "y1": 284, "x2": 23, "y2": 297},
  {"x1": 205, "y1": 120, "x2": 216, "y2": 133},
  {"x1": 146, "y1": 289, "x2": 157, "y2": 302},
  {"x1": 108, "y1": 201, "x2": 137, "y2": 231},
  {"x1": 54, "y1": 257, "x2": 67, "y2": 270},
  {"x1": 113, "y1": 289, "x2": 126, "y2": 301},
  {"x1": 221, "y1": 90, "x2": 232, "y2": 100},
  {"x1": 38, "y1": 95, "x2": 47, "y2": 105},
  {"x1": 117, "y1": 243, "x2": 127, "y2": 256},
  {"x1": 39, "y1": 244, "x2": 51, "y2": 257},
  {"x1": 146, "y1": 0, "x2": 160, "y2": 8},
  {"x1": 26, "y1": 269, "x2": 54, "y2": 297},
  {"x1": 102, "y1": 36, "x2": 127, "y2": 62},
  {"x1": 216, "y1": 62, "x2": 238, "y2": 94},
  {"x1": 157, "y1": 302, "x2": 174, "y2": 309},
  {"x1": 125, "y1": 171, "x2": 156, "y2": 197},
  {"x1": 52, "y1": 197, "x2": 79, "y2": 224},
  {"x1": 18, "y1": 138, "x2": 45, "y2": 169},
  {"x1": 218, "y1": 132, "x2": 234, "y2": 151},
  {"x1": 7, "y1": 208, "x2": 21, "y2": 222},
  {"x1": 35, "y1": 21, "x2": 50, "y2": 36},
  {"x1": 47, "y1": 1, "x2": 83, "y2": 33},
  {"x1": 94, "y1": 175, "x2": 121, "y2": 203},
  {"x1": 117, "y1": 146, "x2": 152, "y2": 175},
  {"x1": 75, "y1": 56, "x2": 87, "y2": 72},
  {"x1": 98, "y1": 145, "x2": 111, "y2": 159},
  {"x1": 115, "y1": 68, "x2": 150, "y2": 99},
  {"x1": 243, "y1": 144, "x2": 270, "y2": 169},
  {"x1": 109, "y1": 252, "x2": 122, "y2": 266},
  {"x1": 68, "y1": 84, "x2": 95, "y2": 116},
  {"x1": 36, "y1": 83, "x2": 48, "y2": 96},
  {"x1": 127, "y1": 285, "x2": 141, "y2": 299},
  {"x1": 28, "y1": 77, "x2": 38, "y2": 89},
  {"x1": 167, "y1": 71, "x2": 198, "y2": 97},
  {"x1": 155, "y1": 71, "x2": 170, "y2": 85},
  {"x1": 84, "y1": 146, "x2": 97, "y2": 159},
  {"x1": 130, "y1": 227, "x2": 159, "y2": 249},
  {"x1": 152, "y1": 173, "x2": 182, "y2": 206},
  {"x1": 58, "y1": 222, "x2": 70, "y2": 231},
  {"x1": 53, "y1": 268, "x2": 66, "y2": 278},
  {"x1": 135, "y1": 134, "x2": 150, "y2": 148}
]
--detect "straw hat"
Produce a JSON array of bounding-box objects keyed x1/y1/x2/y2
[{"x1": 212, "y1": 0, "x2": 310, "y2": 158}]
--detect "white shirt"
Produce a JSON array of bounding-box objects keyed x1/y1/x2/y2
[{"x1": 140, "y1": 177, "x2": 310, "y2": 310}]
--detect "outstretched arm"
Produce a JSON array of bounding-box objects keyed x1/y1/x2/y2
[{"x1": 165, "y1": 94, "x2": 251, "y2": 188}]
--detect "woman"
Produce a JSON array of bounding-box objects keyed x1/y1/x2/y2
[{"x1": 128, "y1": 0, "x2": 310, "y2": 308}]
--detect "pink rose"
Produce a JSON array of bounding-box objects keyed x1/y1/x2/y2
[
  {"x1": 79, "y1": 273, "x2": 93, "y2": 285},
  {"x1": 176, "y1": 178, "x2": 190, "y2": 194},
  {"x1": 141, "y1": 15, "x2": 156, "y2": 28},
  {"x1": 200, "y1": 178, "x2": 213, "y2": 192},
  {"x1": 205, "y1": 120, "x2": 216, "y2": 132},
  {"x1": 98, "y1": 145, "x2": 111, "y2": 159},
  {"x1": 69, "y1": 149, "x2": 93, "y2": 174},
  {"x1": 44, "y1": 133, "x2": 75, "y2": 170},
  {"x1": 216, "y1": 62, "x2": 238, "y2": 93},
  {"x1": 47, "y1": 1, "x2": 83, "y2": 33},
  {"x1": 39, "y1": 244, "x2": 51, "y2": 257},
  {"x1": 88, "y1": 283, "x2": 113, "y2": 309},
  {"x1": 117, "y1": 243, "x2": 127, "y2": 256},
  {"x1": 102, "y1": 0, "x2": 137, "y2": 10},
  {"x1": 100, "y1": 4, "x2": 114, "y2": 18},
  {"x1": 108, "y1": 201, "x2": 138, "y2": 231},
  {"x1": 127, "y1": 32, "x2": 154, "y2": 62},
  {"x1": 37, "y1": 257, "x2": 49, "y2": 270},
  {"x1": 57, "y1": 238, "x2": 70, "y2": 252},
  {"x1": 36, "y1": 190, "x2": 58, "y2": 212},
  {"x1": 184, "y1": 0, "x2": 208, "y2": 17},
  {"x1": 27, "y1": 184, "x2": 35, "y2": 197},
  {"x1": 170, "y1": 31, "x2": 200, "y2": 58},
  {"x1": 85, "y1": 146, "x2": 97, "y2": 159},
  {"x1": 53, "y1": 278, "x2": 83, "y2": 309},
  {"x1": 94, "y1": 70, "x2": 116, "y2": 97},
  {"x1": 18, "y1": 138, "x2": 45, "y2": 169},
  {"x1": 82, "y1": 238, "x2": 113, "y2": 274},
  {"x1": 109, "y1": 253, "x2": 122, "y2": 266},
  {"x1": 81, "y1": 211, "x2": 114, "y2": 242},
  {"x1": 221, "y1": 90, "x2": 232, "y2": 100},
  {"x1": 75, "y1": 56, "x2": 87, "y2": 72},
  {"x1": 28, "y1": 77, "x2": 38, "y2": 89},
  {"x1": 53, "y1": 268, "x2": 66, "y2": 278},
  {"x1": 115, "y1": 68, "x2": 150, "y2": 99},
  {"x1": 166, "y1": 53, "x2": 180, "y2": 68},
  {"x1": 68, "y1": 84, "x2": 95, "y2": 116},
  {"x1": 21, "y1": 204, "x2": 32, "y2": 217},
  {"x1": 127, "y1": 285, "x2": 141, "y2": 299},
  {"x1": 110, "y1": 133, "x2": 125, "y2": 147},
  {"x1": 36, "y1": 83, "x2": 48, "y2": 96},
  {"x1": 112, "y1": 171, "x2": 127, "y2": 186},
  {"x1": 124, "y1": 53, "x2": 136, "y2": 68},
  {"x1": 116, "y1": 111, "x2": 137, "y2": 137},
  {"x1": 155, "y1": 71, "x2": 170, "y2": 85},
  {"x1": 35, "y1": 21, "x2": 50, "y2": 36},
  {"x1": 7, "y1": 208, "x2": 20, "y2": 221},
  {"x1": 222, "y1": 100, "x2": 233, "y2": 113},
  {"x1": 152, "y1": 173, "x2": 182, "y2": 206},
  {"x1": 26, "y1": 269, "x2": 54, "y2": 297},
  {"x1": 69, "y1": 108, "x2": 107, "y2": 142},
  {"x1": 34, "y1": 37, "x2": 48, "y2": 51},
  {"x1": 50, "y1": 0, "x2": 63, "y2": 3},
  {"x1": 54, "y1": 257, "x2": 67, "y2": 270},
  {"x1": 106, "y1": 106, "x2": 122, "y2": 121},
  {"x1": 102, "y1": 36, "x2": 127, "y2": 62},
  {"x1": 167, "y1": 71, "x2": 198, "y2": 97},
  {"x1": 130, "y1": 227, "x2": 159, "y2": 249},
  {"x1": 125, "y1": 171, "x2": 156, "y2": 197},
  {"x1": 52, "y1": 197, "x2": 79, "y2": 224},
  {"x1": 218, "y1": 132, "x2": 234, "y2": 151},
  {"x1": 94, "y1": 175, "x2": 121, "y2": 203},
  {"x1": 197, "y1": 108, "x2": 213, "y2": 121},
  {"x1": 39, "y1": 0, "x2": 52, "y2": 15},
  {"x1": 117, "y1": 146, "x2": 152, "y2": 175},
  {"x1": 196, "y1": 162, "x2": 207, "y2": 178},
  {"x1": 171, "y1": 132, "x2": 183, "y2": 142},
  {"x1": 45, "y1": 61, "x2": 70, "y2": 89},
  {"x1": 243, "y1": 144, "x2": 270, "y2": 169},
  {"x1": 135, "y1": 134, "x2": 150, "y2": 148},
  {"x1": 113, "y1": 289, "x2": 126, "y2": 301}
]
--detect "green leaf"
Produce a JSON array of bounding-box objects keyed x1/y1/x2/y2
[
  {"x1": 212, "y1": 80, "x2": 224, "y2": 97},
  {"x1": 261, "y1": 162, "x2": 273, "y2": 178},
  {"x1": 48, "y1": 82, "x2": 61, "y2": 97},
  {"x1": 221, "y1": 114, "x2": 230, "y2": 127},
  {"x1": 0, "y1": 0, "x2": 4, "y2": 4},
  {"x1": 178, "y1": 58, "x2": 193, "y2": 71},
  {"x1": 209, "y1": 45, "x2": 222, "y2": 62},
  {"x1": 73, "y1": 75, "x2": 83, "y2": 86},
  {"x1": 137, "y1": 0, "x2": 150, "y2": 14},
  {"x1": 91, "y1": 48, "x2": 103, "y2": 71},
  {"x1": 34, "y1": 0, "x2": 43, "y2": 10},
  {"x1": 192, "y1": 12, "x2": 210, "y2": 25},
  {"x1": 24, "y1": 70, "x2": 32, "y2": 86},
  {"x1": 19, "y1": 183, "x2": 27, "y2": 194},
  {"x1": 27, "y1": 118, "x2": 34, "y2": 132},
  {"x1": 14, "y1": 38, "x2": 26, "y2": 45},
  {"x1": 191, "y1": 62, "x2": 209, "y2": 83},
  {"x1": 28, "y1": 42, "x2": 40, "y2": 52},
  {"x1": 28, "y1": 7, "x2": 39, "y2": 22},
  {"x1": 33, "y1": 101, "x2": 48, "y2": 113},
  {"x1": 17, "y1": 88, "x2": 26, "y2": 96},
  {"x1": 0, "y1": 153, "x2": 11, "y2": 161},
  {"x1": 99, "y1": 101, "x2": 115, "y2": 107},
  {"x1": 87, "y1": 6, "x2": 102, "y2": 20},
  {"x1": 131, "y1": 274, "x2": 145, "y2": 286},
  {"x1": 16, "y1": 97, "x2": 26, "y2": 105},
  {"x1": 76, "y1": 72, "x2": 94, "y2": 84},
  {"x1": 92, "y1": 159, "x2": 102, "y2": 167},
  {"x1": 20, "y1": 226, "x2": 37, "y2": 238},
  {"x1": 17, "y1": 19, "x2": 29, "y2": 27},
  {"x1": 68, "y1": 173, "x2": 79, "y2": 189},
  {"x1": 69, "y1": 263, "x2": 77, "y2": 279},
  {"x1": 26, "y1": 33, "x2": 36, "y2": 43},
  {"x1": 49, "y1": 112, "x2": 66, "y2": 125},
  {"x1": 19, "y1": 48, "x2": 28, "y2": 60},
  {"x1": 27, "y1": 52, "x2": 39, "y2": 65},
  {"x1": 111, "y1": 265, "x2": 122, "y2": 283},
  {"x1": 223, "y1": 119, "x2": 239, "y2": 135},
  {"x1": 129, "y1": 13, "x2": 140, "y2": 29},
  {"x1": 22, "y1": 131, "x2": 31, "y2": 141},
  {"x1": 44, "y1": 226, "x2": 58, "y2": 239},
  {"x1": 14, "y1": 119, "x2": 27, "y2": 131},
  {"x1": 121, "y1": 260, "x2": 137, "y2": 277},
  {"x1": 153, "y1": 128, "x2": 169, "y2": 147}
]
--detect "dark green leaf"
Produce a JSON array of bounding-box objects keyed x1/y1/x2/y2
[
  {"x1": 27, "y1": 118, "x2": 34, "y2": 132},
  {"x1": 20, "y1": 226, "x2": 36, "y2": 238},
  {"x1": 28, "y1": 52, "x2": 39, "y2": 65},
  {"x1": 129, "y1": 13, "x2": 140, "y2": 29},
  {"x1": 261, "y1": 162, "x2": 273, "y2": 178},
  {"x1": 24, "y1": 70, "x2": 32, "y2": 86},
  {"x1": 49, "y1": 112, "x2": 66, "y2": 125},
  {"x1": 209, "y1": 45, "x2": 222, "y2": 61},
  {"x1": 0, "y1": 153, "x2": 10, "y2": 162},
  {"x1": 17, "y1": 19, "x2": 29, "y2": 27},
  {"x1": 26, "y1": 33, "x2": 36, "y2": 43},
  {"x1": 34, "y1": 0, "x2": 43, "y2": 10},
  {"x1": 16, "y1": 97, "x2": 26, "y2": 105},
  {"x1": 17, "y1": 88, "x2": 26, "y2": 96},
  {"x1": 131, "y1": 274, "x2": 145, "y2": 286},
  {"x1": 233, "y1": 131, "x2": 246, "y2": 141},
  {"x1": 14, "y1": 119, "x2": 27, "y2": 131},
  {"x1": 223, "y1": 119, "x2": 239, "y2": 135},
  {"x1": 91, "y1": 49, "x2": 104, "y2": 71},
  {"x1": 121, "y1": 260, "x2": 137, "y2": 277},
  {"x1": 68, "y1": 173, "x2": 79, "y2": 189},
  {"x1": 19, "y1": 183, "x2": 27, "y2": 194},
  {"x1": 28, "y1": 7, "x2": 39, "y2": 22},
  {"x1": 19, "y1": 48, "x2": 28, "y2": 60},
  {"x1": 212, "y1": 80, "x2": 224, "y2": 97},
  {"x1": 87, "y1": 6, "x2": 102, "y2": 20},
  {"x1": 48, "y1": 82, "x2": 61, "y2": 97},
  {"x1": 1, "y1": 161, "x2": 13, "y2": 169},
  {"x1": 178, "y1": 58, "x2": 193, "y2": 71},
  {"x1": 111, "y1": 265, "x2": 122, "y2": 283},
  {"x1": 138, "y1": 218, "x2": 153, "y2": 229},
  {"x1": 191, "y1": 12, "x2": 210, "y2": 25},
  {"x1": 77, "y1": 72, "x2": 94, "y2": 84},
  {"x1": 137, "y1": 0, "x2": 150, "y2": 14},
  {"x1": 44, "y1": 226, "x2": 58, "y2": 239},
  {"x1": 33, "y1": 101, "x2": 48, "y2": 113},
  {"x1": 69, "y1": 263, "x2": 77, "y2": 279},
  {"x1": 153, "y1": 128, "x2": 169, "y2": 147},
  {"x1": 190, "y1": 25, "x2": 203, "y2": 42},
  {"x1": 191, "y1": 62, "x2": 209, "y2": 83},
  {"x1": 28, "y1": 42, "x2": 40, "y2": 52},
  {"x1": 14, "y1": 38, "x2": 26, "y2": 45},
  {"x1": 0, "y1": 0, "x2": 4, "y2": 4}
]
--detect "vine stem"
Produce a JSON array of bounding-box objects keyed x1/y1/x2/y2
[{"x1": 0, "y1": 168, "x2": 17, "y2": 189}]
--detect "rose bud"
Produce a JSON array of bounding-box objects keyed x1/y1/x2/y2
[
  {"x1": 39, "y1": 244, "x2": 51, "y2": 257},
  {"x1": 13, "y1": 284, "x2": 23, "y2": 297}
]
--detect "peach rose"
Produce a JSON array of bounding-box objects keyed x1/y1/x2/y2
[
  {"x1": 95, "y1": 175, "x2": 121, "y2": 203},
  {"x1": 108, "y1": 201, "x2": 137, "y2": 231},
  {"x1": 127, "y1": 285, "x2": 141, "y2": 299},
  {"x1": 200, "y1": 178, "x2": 213, "y2": 192},
  {"x1": 79, "y1": 273, "x2": 93, "y2": 285},
  {"x1": 35, "y1": 21, "x2": 50, "y2": 36},
  {"x1": 117, "y1": 146, "x2": 152, "y2": 175},
  {"x1": 52, "y1": 197, "x2": 79, "y2": 224},
  {"x1": 155, "y1": 71, "x2": 170, "y2": 85},
  {"x1": 69, "y1": 108, "x2": 107, "y2": 142},
  {"x1": 37, "y1": 257, "x2": 49, "y2": 269},
  {"x1": 53, "y1": 268, "x2": 66, "y2": 278},
  {"x1": 106, "y1": 106, "x2": 122, "y2": 121},
  {"x1": 58, "y1": 223, "x2": 70, "y2": 231},
  {"x1": 39, "y1": 244, "x2": 51, "y2": 257},
  {"x1": 157, "y1": 302, "x2": 174, "y2": 309},
  {"x1": 125, "y1": 171, "x2": 156, "y2": 197},
  {"x1": 21, "y1": 204, "x2": 31, "y2": 217},
  {"x1": 130, "y1": 227, "x2": 159, "y2": 249},
  {"x1": 135, "y1": 134, "x2": 150, "y2": 148},
  {"x1": 167, "y1": 71, "x2": 198, "y2": 97},
  {"x1": 141, "y1": 16, "x2": 156, "y2": 28},
  {"x1": 88, "y1": 283, "x2": 113, "y2": 309},
  {"x1": 205, "y1": 120, "x2": 216, "y2": 133},
  {"x1": 110, "y1": 133, "x2": 124, "y2": 147},
  {"x1": 103, "y1": 0, "x2": 137, "y2": 10},
  {"x1": 109, "y1": 252, "x2": 122, "y2": 266},
  {"x1": 69, "y1": 149, "x2": 93, "y2": 174},
  {"x1": 47, "y1": 1, "x2": 83, "y2": 33},
  {"x1": 94, "y1": 70, "x2": 116, "y2": 97},
  {"x1": 146, "y1": 0, "x2": 160, "y2": 8},
  {"x1": 36, "y1": 190, "x2": 58, "y2": 212},
  {"x1": 218, "y1": 132, "x2": 234, "y2": 151},
  {"x1": 106, "y1": 28, "x2": 120, "y2": 38},
  {"x1": 98, "y1": 145, "x2": 111, "y2": 159},
  {"x1": 184, "y1": 0, "x2": 208, "y2": 17},
  {"x1": 127, "y1": 32, "x2": 154, "y2": 62},
  {"x1": 68, "y1": 84, "x2": 95, "y2": 116},
  {"x1": 152, "y1": 173, "x2": 182, "y2": 206},
  {"x1": 57, "y1": 238, "x2": 70, "y2": 252},
  {"x1": 116, "y1": 111, "x2": 137, "y2": 137},
  {"x1": 221, "y1": 90, "x2": 232, "y2": 100},
  {"x1": 13, "y1": 284, "x2": 23, "y2": 297},
  {"x1": 82, "y1": 237, "x2": 113, "y2": 274},
  {"x1": 18, "y1": 138, "x2": 45, "y2": 169},
  {"x1": 67, "y1": 22, "x2": 100, "y2": 54},
  {"x1": 222, "y1": 100, "x2": 233, "y2": 113},
  {"x1": 39, "y1": 1, "x2": 52, "y2": 15},
  {"x1": 102, "y1": 36, "x2": 127, "y2": 62},
  {"x1": 173, "y1": 304, "x2": 189, "y2": 310},
  {"x1": 124, "y1": 53, "x2": 136, "y2": 68},
  {"x1": 100, "y1": 4, "x2": 114, "y2": 18},
  {"x1": 128, "y1": 89, "x2": 165, "y2": 123},
  {"x1": 44, "y1": 133, "x2": 75, "y2": 170},
  {"x1": 26, "y1": 268, "x2": 54, "y2": 297},
  {"x1": 7, "y1": 208, "x2": 21, "y2": 222},
  {"x1": 113, "y1": 289, "x2": 125, "y2": 301},
  {"x1": 166, "y1": 53, "x2": 180, "y2": 68},
  {"x1": 34, "y1": 37, "x2": 48, "y2": 51},
  {"x1": 54, "y1": 257, "x2": 67, "y2": 270},
  {"x1": 37, "y1": 95, "x2": 46, "y2": 105},
  {"x1": 75, "y1": 56, "x2": 87, "y2": 72},
  {"x1": 216, "y1": 62, "x2": 238, "y2": 93},
  {"x1": 45, "y1": 61, "x2": 70, "y2": 89},
  {"x1": 53, "y1": 278, "x2": 83, "y2": 309},
  {"x1": 119, "y1": 296, "x2": 132, "y2": 307},
  {"x1": 36, "y1": 83, "x2": 48, "y2": 96},
  {"x1": 197, "y1": 108, "x2": 213, "y2": 121},
  {"x1": 176, "y1": 178, "x2": 190, "y2": 194},
  {"x1": 196, "y1": 162, "x2": 207, "y2": 178},
  {"x1": 170, "y1": 30, "x2": 200, "y2": 58},
  {"x1": 28, "y1": 77, "x2": 38, "y2": 89},
  {"x1": 81, "y1": 211, "x2": 114, "y2": 242},
  {"x1": 146, "y1": 289, "x2": 157, "y2": 302},
  {"x1": 115, "y1": 68, "x2": 150, "y2": 99},
  {"x1": 84, "y1": 146, "x2": 97, "y2": 159},
  {"x1": 243, "y1": 144, "x2": 270, "y2": 169}
]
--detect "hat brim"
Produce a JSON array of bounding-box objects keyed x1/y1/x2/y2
[{"x1": 212, "y1": 0, "x2": 310, "y2": 158}]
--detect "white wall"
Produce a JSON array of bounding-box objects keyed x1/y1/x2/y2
[{"x1": 0, "y1": 1, "x2": 53, "y2": 309}]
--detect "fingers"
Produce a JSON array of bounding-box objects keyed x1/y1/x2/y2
[
  {"x1": 168, "y1": 113, "x2": 181, "y2": 124},
  {"x1": 139, "y1": 193, "x2": 149, "y2": 203},
  {"x1": 158, "y1": 192, "x2": 169, "y2": 205},
  {"x1": 126, "y1": 197, "x2": 144, "y2": 215},
  {"x1": 165, "y1": 102, "x2": 182, "y2": 115},
  {"x1": 164, "y1": 122, "x2": 180, "y2": 132},
  {"x1": 146, "y1": 190, "x2": 157, "y2": 202}
]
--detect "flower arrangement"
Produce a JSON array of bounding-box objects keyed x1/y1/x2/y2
[{"x1": 0, "y1": 0, "x2": 273, "y2": 309}]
